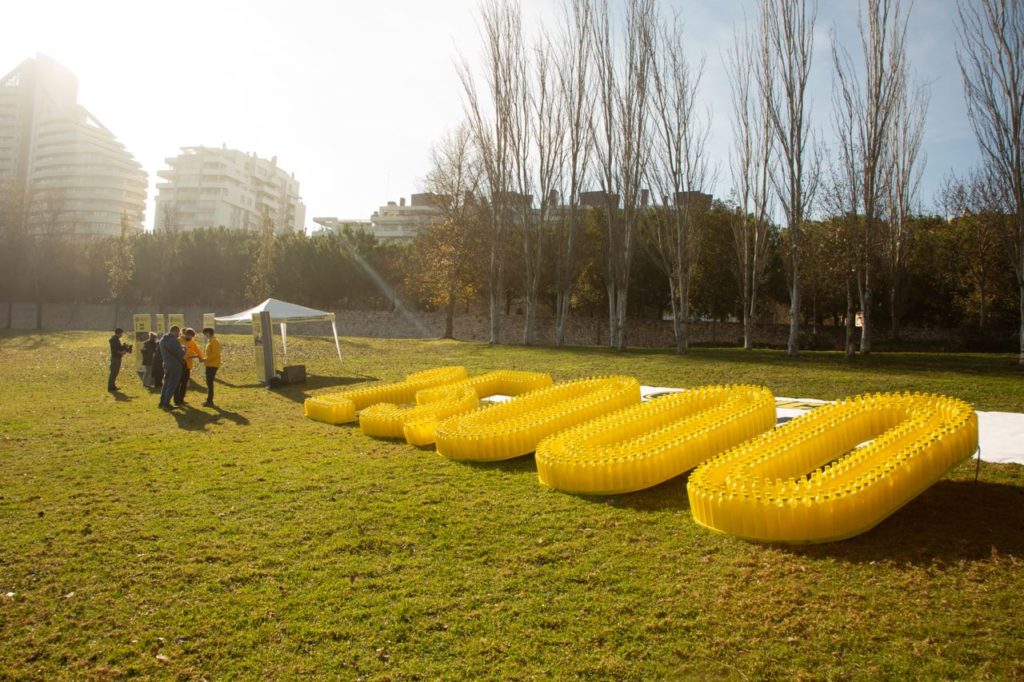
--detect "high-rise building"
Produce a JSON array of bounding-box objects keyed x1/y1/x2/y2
[
  {"x1": 0, "y1": 54, "x2": 147, "y2": 237},
  {"x1": 154, "y1": 145, "x2": 305, "y2": 234}
]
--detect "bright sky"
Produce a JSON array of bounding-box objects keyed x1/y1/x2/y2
[{"x1": 4, "y1": 0, "x2": 979, "y2": 231}]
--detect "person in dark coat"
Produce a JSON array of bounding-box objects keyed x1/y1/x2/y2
[
  {"x1": 158, "y1": 326, "x2": 186, "y2": 409},
  {"x1": 141, "y1": 332, "x2": 158, "y2": 387},
  {"x1": 108, "y1": 328, "x2": 131, "y2": 392},
  {"x1": 152, "y1": 333, "x2": 165, "y2": 389}
]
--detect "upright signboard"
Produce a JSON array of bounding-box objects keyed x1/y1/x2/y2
[
  {"x1": 252, "y1": 311, "x2": 275, "y2": 385},
  {"x1": 155, "y1": 314, "x2": 166, "y2": 335},
  {"x1": 167, "y1": 313, "x2": 185, "y2": 332},
  {"x1": 132, "y1": 314, "x2": 151, "y2": 374},
  {"x1": 203, "y1": 313, "x2": 216, "y2": 331}
]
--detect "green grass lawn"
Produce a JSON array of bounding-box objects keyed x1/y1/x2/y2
[{"x1": 1, "y1": 331, "x2": 1022, "y2": 680}]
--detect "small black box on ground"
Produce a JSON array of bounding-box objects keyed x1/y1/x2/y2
[{"x1": 278, "y1": 365, "x2": 306, "y2": 384}]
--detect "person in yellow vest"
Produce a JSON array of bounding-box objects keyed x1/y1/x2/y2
[
  {"x1": 174, "y1": 328, "x2": 205, "y2": 406},
  {"x1": 202, "y1": 327, "x2": 222, "y2": 407}
]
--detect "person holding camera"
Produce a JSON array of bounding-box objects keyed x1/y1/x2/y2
[{"x1": 108, "y1": 327, "x2": 132, "y2": 392}]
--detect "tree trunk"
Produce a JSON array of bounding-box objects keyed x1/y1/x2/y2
[
  {"x1": 1019, "y1": 277, "x2": 1023, "y2": 366},
  {"x1": 845, "y1": 275, "x2": 856, "y2": 361},
  {"x1": 554, "y1": 293, "x2": 570, "y2": 347},
  {"x1": 745, "y1": 271, "x2": 758, "y2": 351},
  {"x1": 606, "y1": 283, "x2": 616, "y2": 349},
  {"x1": 979, "y1": 282, "x2": 986, "y2": 330},
  {"x1": 743, "y1": 308, "x2": 753, "y2": 350},
  {"x1": 614, "y1": 288, "x2": 629, "y2": 352},
  {"x1": 675, "y1": 273, "x2": 689, "y2": 355},
  {"x1": 522, "y1": 296, "x2": 534, "y2": 346},
  {"x1": 787, "y1": 254, "x2": 800, "y2": 357},
  {"x1": 860, "y1": 260, "x2": 873, "y2": 354},
  {"x1": 488, "y1": 232, "x2": 503, "y2": 345},
  {"x1": 554, "y1": 207, "x2": 579, "y2": 348},
  {"x1": 443, "y1": 288, "x2": 456, "y2": 340},
  {"x1": 668, "y1": 277, "x2": 682, "y2": 355},
  {"x1": 890, "y1": 283, "x2": 900, "y2": 340}
]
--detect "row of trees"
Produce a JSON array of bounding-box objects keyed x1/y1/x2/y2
[
  {"x1": 441, "y1": 0, "x2": 1023, "y2": 361},
  {"x1": 0, "y1": 181, "x2": 1018, "y2": 348}
]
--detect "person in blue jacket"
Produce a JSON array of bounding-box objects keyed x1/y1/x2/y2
[{"x1": 158, "y1": 326, "x2": 186, "y2": 409}]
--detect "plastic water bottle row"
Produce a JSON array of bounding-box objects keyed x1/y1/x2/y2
[
  {"x1": 303, "y1": 366, "x2": 468, "y2": 424},
  {"x1": 535, "y1": 385, "x2": 776, "y2": 495},
  {"x1": 434, "y1": 376, "x2": 641, "y2": 461},
  {"x1": 686, "y1": 392, "x2": 978, "y2": 543},
  {"x1": 359, "y1": 370, "x2": 553, "y2": 445}
]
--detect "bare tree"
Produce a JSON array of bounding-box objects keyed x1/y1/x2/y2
[
  {"x1": 457, "y1": 0, "x2": 520, "y2": 344},
  {"x1": 107, "y1": 210, "x2": 137, "y2": 328},
  {"x1": 159, "y1": 202, "x2": 181, "y2": 233},
  {"x1": 512, "y1": 31, "x2": 565, "y2": 346},
  {"x1": 956, "y1": 0, "x2": 1024, "y2": 364},
  {"x1": 591, "y1": 0, "x2": 656, "y2": 352},
  {"x1": 553, "y1": 0, "x2": 593, "y2": 347},
  {"x1": 419, "y1": 125, "x2": 483, "y2": 338},
  {"x1": 0, "y1": 178, "x2": 29, "y2": 327},
  {"x1": 645, "y1": 11, "x2": 711, "y2": 354},
  {"x1": 829, "y1": 20, "x2": 864, "y2": 360},
  {"x1": 833, "y1": 0, "x2": 910, "y2": 354},
  {"x1": 883, "y1": 79, "x2": 929, "y2": 339},
  {"x1": 821, "y1": 161, "x2": 863, "y2": 360},
  {"x1": 727, "y1": 15, "x2": 775, "y2": 351},
  {"x1": 758, "y1": 0, "x2": 819, "y2": 357},
  {"x1": 27, "y1": 188, "x2": 69, "y2": 329},
  {"x1": 246, "y1": 211, "x2": 276, "y2": 301}
]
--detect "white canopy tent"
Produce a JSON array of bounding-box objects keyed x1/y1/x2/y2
[{"x1": 214, "y1": 298, "x2": 342, "y2": 364}]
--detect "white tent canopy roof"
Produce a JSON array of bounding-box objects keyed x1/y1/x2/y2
[
  {"x1": 214, "y1": 298, "x2": 341, "y2": 365},
  {"x1": 215, "y1": 298, "x2": 335, "y2": 324}
]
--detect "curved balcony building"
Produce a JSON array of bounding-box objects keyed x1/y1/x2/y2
[{"x1": 0, "y1": 54, "x2": 147, "y2": 237}]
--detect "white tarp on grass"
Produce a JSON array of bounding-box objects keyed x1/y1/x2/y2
[
  {"x1": 643, "y1": 388, "x2": 1022, "y2": 465},
  {"x1": 484, "y1": 387, "x2": 1023, "y2": 465}
]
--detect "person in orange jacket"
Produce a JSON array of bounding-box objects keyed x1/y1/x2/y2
[
  {"x1": 174, "y1": 327, "x2": 205, "y2": 406},
  {"x1": 201, "y1": 327, "x2": 222, "y2": 407}
]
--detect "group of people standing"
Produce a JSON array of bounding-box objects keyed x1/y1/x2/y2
[{"x1": 108, "y1": 325, "x2": 222, "y2": 409}]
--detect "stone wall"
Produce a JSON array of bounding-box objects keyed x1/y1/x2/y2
[{"x1": 1, "y1": 301, "x2": 970, "y2": 350}]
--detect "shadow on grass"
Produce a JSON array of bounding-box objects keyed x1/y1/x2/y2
[
  {"x1": 272, "y1": 374, "x2": 379, "y2": 404},
  {"x1": 585, "y1": 472, "x2": 693, "y2": 513},
  {"x1": 783, "y1": 480, "x2": 1024, "y2": 564},
  {"x1": 109, "y1": 389, "x2": 133, "y2": 402},
  {"x1": 458, "y1": 454, "x2": 540, "y2": 476},
  {"x1": 215, "y1": 376, "x2": 264, "y2": 388},
  {"x1": 169, "y1": 404, "x2": 250, "y2": 430},
  {"x1": 2, "y1": 333, "x2": 50, "y2": 350}
]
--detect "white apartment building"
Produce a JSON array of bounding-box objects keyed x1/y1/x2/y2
[
  {"x1": 0, "y1": 54, "x2": 147, "y2": 236},
  {"x1": 369, "y1": 193, "x2": 444, "y2": 243},
  {"x1": 155, "y1": 145, "x2": 305, "y2": 234}
]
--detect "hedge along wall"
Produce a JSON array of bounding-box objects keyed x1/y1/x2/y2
[{"x1": 0, "y1": 301, "x2": 965, "y2": 350}]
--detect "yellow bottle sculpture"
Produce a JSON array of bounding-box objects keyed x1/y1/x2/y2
[
  {"x1": 303, "y1": 366, "x2": 468, "y2": 425},
  {"x1": 687, "y1": 392, "x2": 979, "y2": 544},
  {"x1": 359, "y1": 370, "x2": 553, "y2": 444},
  {"x1": 536, "y1": 385, "x2": 776, "y2": 495},
  {"x1": 434, "y1": 376, "x2": 641, "y2": 462}
]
